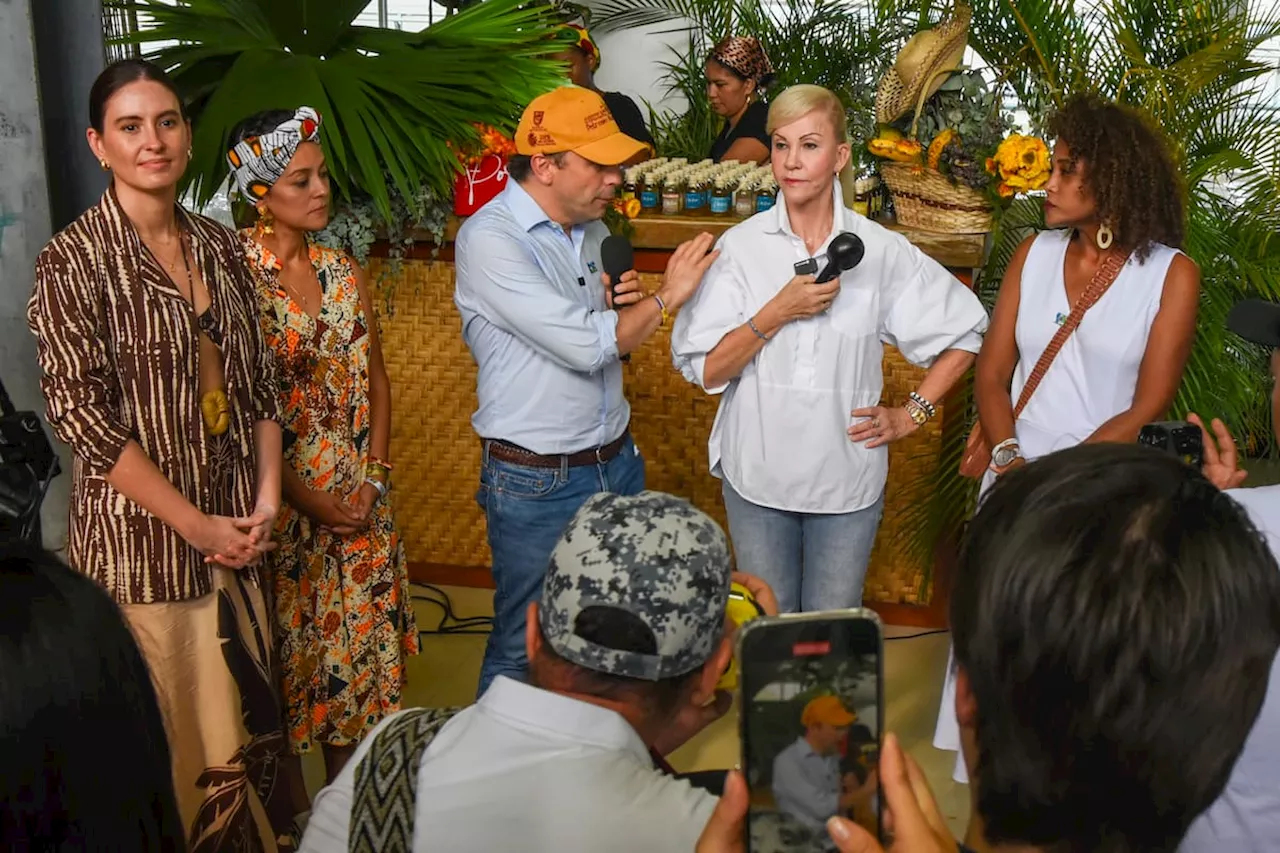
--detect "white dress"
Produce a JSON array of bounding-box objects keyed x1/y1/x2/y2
[{"x1": 932, "y1": 229, "x2": 1182, "y2": 782}]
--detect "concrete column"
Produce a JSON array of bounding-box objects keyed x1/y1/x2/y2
[
  {"x1": 0, "y1": 0, "x2": 64, "y2": 547},
  {"x1": 32, "y1": 0, "x2": 108, "y2": 231}
]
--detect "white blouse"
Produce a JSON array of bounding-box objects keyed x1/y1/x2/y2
[{"x1": 671, "y1": 184, "x2": 989, "y2": 514}]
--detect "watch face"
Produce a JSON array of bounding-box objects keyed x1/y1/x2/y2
[{"x1": 993, "y1": 446, "x2": 1018, "y2": 467}]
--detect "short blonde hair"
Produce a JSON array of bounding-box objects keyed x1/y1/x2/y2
[{"x1": 766, "y1": 84, "x2": 849, "y2": 142}]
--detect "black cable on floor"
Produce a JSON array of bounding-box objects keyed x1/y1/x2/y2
[
  {"x1": 409, "y1": 581, "x2": 949, "y2": 641},
  {"x1": 411, "y1": 582, "x2": 494, "y2": 636},
  {"x1": 885, "y1": 629, "x2": 950, "y2": 641}
]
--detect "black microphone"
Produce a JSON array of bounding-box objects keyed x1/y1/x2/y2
[
  {"x1": 815, "y1": 232, "x2": 866, "y2": 283},
  {"x1": 600, "y1": 235, "x2": 635, "y2": 362}
]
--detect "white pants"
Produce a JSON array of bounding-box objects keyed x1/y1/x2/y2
[{"x1": 932, "y1": 646, "x2": 969, "y2": 783}]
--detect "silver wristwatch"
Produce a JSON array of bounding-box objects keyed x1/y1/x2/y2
[{"x1": 991, "y1": 439, "x2": 1022, "y2": 469}]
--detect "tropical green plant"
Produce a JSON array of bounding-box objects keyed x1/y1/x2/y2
[
  {"x1": 891, "y1": 0, "x2": 1280, "y2": 583},
  {"x1": 589, "y1": 0, "x2": 922, "y2": 166},
  {"x1": 108, "y1": 0, "x2": 567, "y2": 230}
]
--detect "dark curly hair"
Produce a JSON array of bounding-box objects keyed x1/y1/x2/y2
[{"x1": 1047, "y1": 93, "x2": 1185, "y2": 261}]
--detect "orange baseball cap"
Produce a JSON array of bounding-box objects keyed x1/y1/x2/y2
[
  {"x1": 516, "y1": 85, "x2": 648, "y2": 166},
  {"x1": 801, "y1": 695, "x2": 857, "y2": 728}
]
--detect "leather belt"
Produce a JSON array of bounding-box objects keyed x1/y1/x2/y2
[{"x1": 484, "y1": 431, "x2": 630, "y2": 469}]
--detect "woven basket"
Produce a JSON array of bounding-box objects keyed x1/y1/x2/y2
[
  {"x1": 881, "y1": 161, "x2": 993, "y2": 234},
  {"x1": 874, "y1": 12, "x2": 994, "y2": 236}
]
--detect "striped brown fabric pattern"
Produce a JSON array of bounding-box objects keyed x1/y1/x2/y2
[{"x1": 27, "y1": 187, "x2": 281, "y2": 603}]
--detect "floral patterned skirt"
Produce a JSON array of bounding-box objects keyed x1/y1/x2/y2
[{"x1": 271, "y1": 498, "x2": 420, "y2": 753}]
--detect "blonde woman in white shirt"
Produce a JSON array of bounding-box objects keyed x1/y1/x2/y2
[{"x1": 671, "y1": 84, "x2": 989, "y2": 613}]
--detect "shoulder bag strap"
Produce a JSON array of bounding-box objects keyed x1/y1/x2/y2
[
  {"x1": 348, "y1": 706, "x2": 464, "y2": 853},
  {"x1": 1010, "y1": 249, "x2": 1132, "y2": 419}
]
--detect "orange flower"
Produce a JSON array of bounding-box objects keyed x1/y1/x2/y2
[
  {"x1": 623, "y1": 197, "x2": 642, "y2": 218},
  {"x1": 997, "y1": 182, "x2": 1015, "y2": 198},
  {"x1": 457, "y1": 123, "x2": 516, "y2": 166}
]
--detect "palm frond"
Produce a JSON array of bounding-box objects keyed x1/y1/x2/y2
[{"x1": 108, "y1": 0, "x2": 565, "y2": 223}]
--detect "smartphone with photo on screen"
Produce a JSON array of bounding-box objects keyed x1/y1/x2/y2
[{"x1": 737, "y1": 610, "x2": 884, "y2": 853}]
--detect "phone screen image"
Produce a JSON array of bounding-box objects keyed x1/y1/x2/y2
[{"x1": 738, "y1": 612, "x2": 883, "y2": 853}]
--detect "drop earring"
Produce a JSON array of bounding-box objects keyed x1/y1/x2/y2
[
  {"x1": 254, "y1": 204, "x2": 275, "y2": 238},
  {"x1": 1096, "y1": 222, "x2": 1114, "y2": 250},
  {"x1": 99, "y1": 159, "x2": 110, "y2": 171}
]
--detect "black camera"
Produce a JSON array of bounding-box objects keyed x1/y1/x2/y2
[{"x1": 1138, "y1": 421, "x2": 1204, "y2": 469}]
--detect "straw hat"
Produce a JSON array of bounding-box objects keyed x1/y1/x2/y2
[{"x1": 875, "y1": 5, "x2": 972, "y2": 125}]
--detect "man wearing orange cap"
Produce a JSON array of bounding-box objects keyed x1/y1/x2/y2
[
  {"x1": 771, "y1": 695, "x2": 874, "y2": 839},
  {"x1": 455, "y1": 85, "x2": 719, "y2": 698}
]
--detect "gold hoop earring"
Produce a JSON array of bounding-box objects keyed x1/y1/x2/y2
[
  {"x1": 99, "y1": 159, "x2": 110, "y2": 171},
  {"x1": 254, "y1": 204, "x2": 275, "y2": 238},
  {"x1": 1096, "y1": 222, "x2": 1114, "y2": 250}
]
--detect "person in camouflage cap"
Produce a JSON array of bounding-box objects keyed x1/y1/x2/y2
[
  {"x1": 538, "y1": 490, "x2": 733, "y2": 681},
  {"x1": 303, "y1": 489, "x2": 778, "y2": 853}
]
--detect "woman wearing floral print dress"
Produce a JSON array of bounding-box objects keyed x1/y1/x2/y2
[{"x1": 228, "y1": 107, "x2": 419, "y2": 784}]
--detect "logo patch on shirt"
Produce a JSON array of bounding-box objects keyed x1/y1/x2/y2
[
  {"x1": 587, "y1": 261, "x2": 598, "y2": 273},
  {"x1": 1054, "y1": 312, "x2": 1067, "y2": 326}
]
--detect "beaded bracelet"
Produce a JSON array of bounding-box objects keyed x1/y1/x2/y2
[
  {"x1": 747, "y1": 317, "x2": 771, "y2": 342},
  {"x1": 903, "y1": 399, "x2": 928, "y2": 427},
  {"x1": 908, "y1": 391, "x2": 937, "y2": 420}
]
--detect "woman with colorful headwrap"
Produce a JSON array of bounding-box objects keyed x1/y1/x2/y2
[
  {"x1": 552, "y1": 23, "x2": 654, "y2": 150},
  {"x1": 706, "y1": 35, "x2": 776, "y2": 163},
  {"x1": 228, "y1": 108, "x2": 420, "y2": 785}
]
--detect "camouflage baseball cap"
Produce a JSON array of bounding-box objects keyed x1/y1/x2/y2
[{"x1": 539, "y1": 491, "x2": 732, "y2": 681}]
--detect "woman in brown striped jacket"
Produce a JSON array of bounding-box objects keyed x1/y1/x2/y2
[{"x1": 26, "y1": 59, "x2": 302, "y2": 850}]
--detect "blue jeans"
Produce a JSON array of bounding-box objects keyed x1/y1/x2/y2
[
  {"x1": 721, "y1": 480, "x2": 884, "y2": 613},
  {"x1": 476, "y1": 435, "x2": 645, "y2": 698}
]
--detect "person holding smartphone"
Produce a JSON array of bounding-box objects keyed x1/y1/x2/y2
[
  {"x1": 701, "y1": 444, "x2": 1279, "y2": 853},
  {"x1": 302, "y1": 491, "x2": 780, "y2": 852}
]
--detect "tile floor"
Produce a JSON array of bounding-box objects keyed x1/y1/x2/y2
[{"x1": 299, "y1": 585, "x2": 973, "y2": 840}]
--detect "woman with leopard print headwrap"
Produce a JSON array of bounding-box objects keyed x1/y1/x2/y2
[{"x1": 706, "y1": 35, "x2": 775, "y2": 164}]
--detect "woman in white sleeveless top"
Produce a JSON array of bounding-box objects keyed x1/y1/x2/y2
[{"x1": 934, "y1": 94, "x2": 1201, "y2": 793}]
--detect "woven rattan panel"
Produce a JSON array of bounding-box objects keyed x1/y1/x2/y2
[{"x1": 377, "y1": 260, "x2": 939, "y2": 605}]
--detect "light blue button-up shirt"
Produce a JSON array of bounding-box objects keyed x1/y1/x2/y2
[
  {"x1": 772, "y1": 736, "x2": 841, "y2": 831},
  {"x1": 454, "y1": 181, "x2": 629, "y2": 455}
]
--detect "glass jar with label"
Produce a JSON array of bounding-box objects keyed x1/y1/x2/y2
[
  {"x1": 639, "y1": 175, "x2": 660, "y2": 212},
  {"x1": 755, "y1": 179, "x2": 777, "y2": 213},
  {"x1": 684, "y1": 176, "x2": 707, "y2": 216},
  {"x1": 661, "y1": 177, "x2": 684, "y2": 216},
  {"x1": 710, "y1": 179, "x2": 733, "y2": 215},
  {"x1": 734, "y1": 181, "x2": 757, "y2": 218},
  {"x1": 853, "y1": 175, "x2": 879, "y2": 218},
  {"x1": 621, "y1": 171, "x2": 638, "y2": 203}
]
